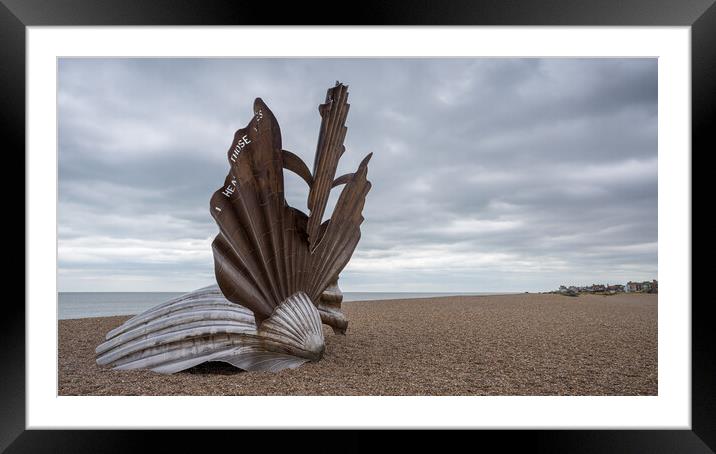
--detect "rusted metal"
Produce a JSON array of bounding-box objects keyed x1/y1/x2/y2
[{"x1": 211, "y1": 82, "x2": 370, "y2": 331}]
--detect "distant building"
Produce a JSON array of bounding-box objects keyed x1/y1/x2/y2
[
  {"x1": 557, "y1": 281, "x2": 651, "y2": 294},
  {"x1": 626, "y1": 280, "x2": 657, "y2": 293}
]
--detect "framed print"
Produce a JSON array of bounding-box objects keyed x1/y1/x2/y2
[{"x1": 5, "y1": 0, "x2": 712, "y2": 451}]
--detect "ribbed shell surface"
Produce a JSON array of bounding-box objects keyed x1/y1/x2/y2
[{"x1": 95, "y1": 286, "x2": 324, "y2": 374}]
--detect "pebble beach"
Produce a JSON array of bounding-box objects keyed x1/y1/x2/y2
[{"x1": 58, "y1": 292, "x2": 657, "y2": 396}]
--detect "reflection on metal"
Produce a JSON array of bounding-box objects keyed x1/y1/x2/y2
[
  {"x1": 317, "y1": 279, "x2": 348, "y2": 335},
  {"x1": 96, "y1": 83, "x2": 371, "y2": 373}
]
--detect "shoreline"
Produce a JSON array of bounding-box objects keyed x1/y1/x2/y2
[
  {"x1": 58, "y1": 291, "x2": 525, "y2": 321},
  {"x1": 59, "y1": 292, "x2": 657, "y2": 396}
]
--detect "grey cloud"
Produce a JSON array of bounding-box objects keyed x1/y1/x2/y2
[{"x1": 58, "y1": 58, "x2": 657, "y2": 292}]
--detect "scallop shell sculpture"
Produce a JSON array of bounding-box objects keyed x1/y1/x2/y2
[{"x1": 96, "y1": 82, "x2": 371, "y2": 373}]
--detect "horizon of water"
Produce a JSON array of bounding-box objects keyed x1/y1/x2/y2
[{"x1": 58, "y1": 291, "x2": 518, "y2": 320}]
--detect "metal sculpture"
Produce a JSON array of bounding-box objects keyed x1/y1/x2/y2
[{"x1": 96, "y1": 82, "x2": 371, "y2": 373}]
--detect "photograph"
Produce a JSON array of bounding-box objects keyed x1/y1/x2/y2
[
  {"x1": 7, "y1": 0, "x2": 709, "y2": 446},
  {"x1": 57, "y1": 57, "x2": 659, "y2": 396}
]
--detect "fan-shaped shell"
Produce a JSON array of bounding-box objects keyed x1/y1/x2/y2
[
  {"x1": 96, "y1": 82, "x2": 370, "y2": 374},
  {"x1": 210, "y1": 87, "x2": 371, "y2": 328},
  {"x1": 95, "y1": 285, "x2": 324, "y2": 374}
]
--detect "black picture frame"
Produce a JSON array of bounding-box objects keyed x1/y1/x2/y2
[{"x1": 4, "y1": 0, "x2": 710, "y2": 452}]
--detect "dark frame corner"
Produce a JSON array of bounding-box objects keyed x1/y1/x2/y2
[{"x1": 5, "y1": 0, "x2": 711, "y2": 452}]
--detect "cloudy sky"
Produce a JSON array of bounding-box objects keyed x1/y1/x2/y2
[{"x1": 58, "y1": 58, "x2": 657, "y2": 293}]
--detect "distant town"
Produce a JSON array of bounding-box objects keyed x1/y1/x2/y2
[{"x1": 555, "y1": 280, "x2": 658, "y2": 296}]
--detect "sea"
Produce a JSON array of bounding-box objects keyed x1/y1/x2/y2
[{"x1": 58, "y1": 291, "x2": 513, "y2": 320}]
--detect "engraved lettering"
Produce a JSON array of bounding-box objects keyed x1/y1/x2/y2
[
  {"x1": 221, "y1": 185, "x2": 235, "y2": 198},
  {"x1": 230, "y1": 135, "x2": 252, "y2": 162}
]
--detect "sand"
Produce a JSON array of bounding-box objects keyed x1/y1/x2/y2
[{"x1": 58, "y1": 292, "x2": 657, "y2": 396}]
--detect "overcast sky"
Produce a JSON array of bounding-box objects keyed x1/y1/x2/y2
[{"x1": 58, "y1": 58, "x2": 657, "y2": 293}]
